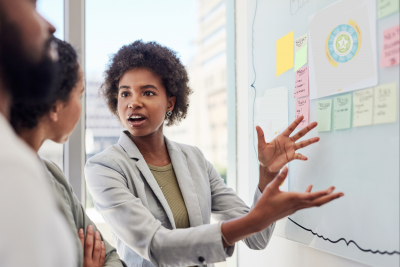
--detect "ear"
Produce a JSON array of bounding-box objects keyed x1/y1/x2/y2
[
  {"x1": 48, "y1": 100, "x2": 64, "y2": 122},
  {"x1": 167, "y1": 96, "x2": 176, "y2": 112}
]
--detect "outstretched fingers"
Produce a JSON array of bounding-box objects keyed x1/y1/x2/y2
[
  {"x1": 282, "y1": 116, "x2": 303, "y2": 137},
  {"x1": 310, "y1": 192, "x2": 344, "y2": 207},
  {"x1": 270, "y1": 166, "x2": 289, "y2": 189},
  {"x1": 299, "y1": 186, "x2": 335, "y2": 201},
  {"x1": 305, "y1": 185, "x2": 313, "y2": 193},
  {"x1": 256, "y1": 126, "x2": 266, "y2": 148},
  {"x1": 291, "y1": 122, "x2": 318, "y2": 142},
  {"x1": 293, "y1": 153, "x2": 308, "y2": 161},
  {"x1": 294, "y1": 137, "x2": 320, "y2": 151}
]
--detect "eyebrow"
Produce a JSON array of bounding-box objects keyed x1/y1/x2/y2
[{"x1": 118, "y1": 85, "x2": 158, "y2": 91}]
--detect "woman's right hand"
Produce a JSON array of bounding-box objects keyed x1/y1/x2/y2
[
  {"x1": 250, "y1": 167, "x2": 344, "y2": 232},
  {"x1": 78, "y1": 225, "x2": 106, "y2": 267}
]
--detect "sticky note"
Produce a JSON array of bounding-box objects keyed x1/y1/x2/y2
[
  {"x1": 294, "y1": 66, "x2": 309, "y2": 98},
  {"x1": 380, "y1": 25, "x2": 399, "y2": 68},
  {"x1": 353, "y1": 88, "x2": 374, "y2": 127},
  {"x1": 294, "y1": 45, "x2": 307, "y2": 71},
  {"x1": 373, "y1": 83, "x2": 398, "y2": 124},
  {"x1": 377, "y1": 0, "x2": 399, "y2": 19},
  {"x1": 294, "y1": 34, "x2": 307, "y2": 71},
  {"x1": 295, "y1": 98, "x2": 309, "y2": 128},
  {"x1": 295, "y1": 34, "x2": 307, "y2": 52},
  {"x1": 276, "y1": 31, "x2": 294, "y2": 77},
  {"x1": 316, "y1": 99, "x2": 332, "y2": 132},
  {"x1": 333, "y1": 94, "x2": 352, "y2": 130}
]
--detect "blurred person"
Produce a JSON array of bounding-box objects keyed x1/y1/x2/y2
[
  {"x1": 0, "y1": 0, "x2": 76, "y2": 266},
  {"x1": 85, "y1": 40, "x2": 344, "y2": 267},
  {"x1": 11, "y1": 38, "x2": 127, "y2": 267}
]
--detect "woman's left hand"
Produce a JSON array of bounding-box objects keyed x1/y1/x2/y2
[{"x1": 256, "y1": 115, "x2": 320, "y2": 173}]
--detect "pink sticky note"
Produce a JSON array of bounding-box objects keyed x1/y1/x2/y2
[
  {"x1": 295, "y1": 97, "x2": 309, "y2": 128},
  {"x1": 294, "y1": 66, "x2": 309, "y2": 98},
  {"x1": 380, "y1": 25, "x2": 399, "y2": 68}
]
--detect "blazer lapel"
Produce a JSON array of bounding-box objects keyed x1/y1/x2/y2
[
  {"x1": 165, "y1": 138, "x2": 204, "y2": 227},
  {"x1": 118, "y1": 131, "x2": 176, "y2": 229}
]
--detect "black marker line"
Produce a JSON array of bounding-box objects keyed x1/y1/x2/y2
[{"x1": 288, "y1": 217, "x2": 400, "y2": 255}]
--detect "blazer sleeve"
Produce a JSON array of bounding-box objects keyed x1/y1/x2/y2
[
  {"x1": 49, "y1": 161, "x2": 126, "y2": 267},
  {"x1": 85, "y1": 155, "x2": 229, "y2": 267},
  {"x1": 203, "y1": 152, "x2": 275, "y2": 250}
]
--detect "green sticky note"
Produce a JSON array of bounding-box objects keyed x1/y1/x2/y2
[
  {"x1": 294, "y1": 45, "x2": 307, "y2": 71},
  {"x1": 334, "y1": 94, "x2": 352, "y2": 130},
  {"x1": 316, "y1": 99, "x2": 332, "y2": 132},
  {"x1": 377, "y1": 0, "x2": 399, "y2": 19}
]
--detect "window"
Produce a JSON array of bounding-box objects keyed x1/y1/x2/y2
[{"x1": 36, "y1": 0, "x2": 64, "y2": 170}]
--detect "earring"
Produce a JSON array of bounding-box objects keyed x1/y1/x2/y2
[{"x1": 166, "y1": 111, "x2": 172, "y2": 118}]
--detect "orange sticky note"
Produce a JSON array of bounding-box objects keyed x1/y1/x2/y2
[
  {"x1": 294, "y1": 66, "x2": 309, "y2": 98},
  {"x1": 295, "y1": 98, "x2": 309, "y2": 128},
  {"x1": 380, "y1": 25, "x2": 399, "y2": 68},
  {"x1": 276, "y1": 31, "x2": 294, "y2": 76}
]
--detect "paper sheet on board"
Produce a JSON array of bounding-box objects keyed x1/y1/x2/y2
[
  {"x1": 255, "y1": 87, "x2": 288, "y2": 143},
  {"x1": 308, "y1": 0, "x2": 377, "y2": 100}
]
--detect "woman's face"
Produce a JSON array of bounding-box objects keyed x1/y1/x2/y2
[
  {"x1": 48, "y1": 65, "x2": 84, "y2": 143},
  {"x1": 117, "y1": 68, "x2": 175, "y2": 137}
]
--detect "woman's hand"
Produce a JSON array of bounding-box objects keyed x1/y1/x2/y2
[
  {"x1": 251, "y1": 167, "x2": 344, "y2": 232},
  {"x1": 220, "y1": 167, "x2": 344, "y2": 247},
  {"x1": 256, "y1": 115, "x2": 320, "y2": 173},
  {"x1": 78, "y1": 225, "x2": 106, "y2": 267}
]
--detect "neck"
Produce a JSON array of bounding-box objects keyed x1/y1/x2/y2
[
  {"x1": 0, "y1": 85, "x2": 11, "y2": 119},
  {"x1": 18, "y1": 125, "x2": 48, "y2": 153},
  {"x1": 130, "y1": 125, "x2": 170, "y2": 165}
]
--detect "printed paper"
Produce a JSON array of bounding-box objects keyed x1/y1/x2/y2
[
  {"x1": 334, "y1": 94, "x2": 352, "y2": 130},
  {"x1": 295, "y1": 98, "x2": 309, "y2": 128},
  {"x1": 380, "y1": 25, "x2": 399, "y2": 68},
  {"x1": 294, "y1": 66, "x2": 309, "y2": 98},
  {"x1": 276, "y1": 31, "x2": 294, "y2": 77},
  {"x1": 308, "y1": 0, "x2": 377, "y2": 99},
  {"x1": 373, "y1": 83, "x2": 398, "y2": 124},
  {"x1": 316, "y1": 99, "x2": 332, "y2": 132},
  {"x1": 353, "y1": 88, "x2": 374, "y2": 127},
  {"x1": 377, "y1": 0, "x2": 399, "y2": 19}
]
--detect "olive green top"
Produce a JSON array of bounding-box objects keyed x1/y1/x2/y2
[{"x1": 148, "y1": 163, "x2": 190, "y2": 229}]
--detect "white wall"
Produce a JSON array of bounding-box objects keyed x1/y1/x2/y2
[{"x1": 234, "y1": 1, "x2": 371, "y2": 266}]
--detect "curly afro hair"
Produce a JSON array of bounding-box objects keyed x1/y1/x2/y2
[
  {"x1": 101, "y1": 40, "x2": 192, "y2": 126},
  {"x1": 10, "y1": 38, "x2": 80, "y2": 132}
]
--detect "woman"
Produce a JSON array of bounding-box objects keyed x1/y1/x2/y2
[
  {"x1": 85, "y1": 40, "x2": 343, "y2": 267},
  {"x1": 10, "y1": 38, "x2": 126, "y2": 267}
]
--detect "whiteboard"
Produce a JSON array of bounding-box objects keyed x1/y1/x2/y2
[{"x1": 247, "y1": 0, "x2": 399, "y2": 266}]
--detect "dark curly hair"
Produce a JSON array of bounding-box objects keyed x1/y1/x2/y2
[
  {"x1": 10, "y1": 38, "x2": 80, "y2": 132},
  {"x1": 101, "y1": 40, "x2": 192, "y2": 126}
]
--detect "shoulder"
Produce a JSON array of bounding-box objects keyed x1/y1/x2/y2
[
  {"x1": 85, "y1": 144, "x2": 127, "y2": 175},
  {"x1": 167, "y1": 139, "x2": 210, "y2": 169}
]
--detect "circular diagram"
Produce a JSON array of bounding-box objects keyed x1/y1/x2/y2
[
  {"x1": 325, "y1": 20, "x2": 362, "y2": 67},
  {"x1": 329, "y1": 24, "x2": 358, "y2": 63}
]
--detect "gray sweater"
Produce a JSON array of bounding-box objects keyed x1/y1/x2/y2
[{"x1": 42, "y1": 158, "x2": 126, "y2": 267}]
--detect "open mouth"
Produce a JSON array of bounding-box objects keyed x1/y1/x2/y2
[
  {"x1": 127, "y1": 114, "x2": 147, "y2": 127},
  {"x1": 128, "y1": 116, "x2": 146, "y2": 123}
]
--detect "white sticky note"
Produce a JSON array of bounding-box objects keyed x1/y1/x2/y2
[
  {"x1": 373, "y1": 83, "x2": 398, "y2": 124},
  {"x1": 353, "y1": 88, "x2": 374, "y2": 127},
  {"x1": 255, "y1": 87, "x2": 288, "y2": 143}
]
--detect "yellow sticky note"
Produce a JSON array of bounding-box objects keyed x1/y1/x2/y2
[
  {"x1": 276, "y1": 31, "x2": 294, "y2": 77},
  {"x1": 353, "y1": 88, "x2": 374, "y2": 127},
  {"x1": 373, "y1": 83, "x2": 398, "y2": 124}
]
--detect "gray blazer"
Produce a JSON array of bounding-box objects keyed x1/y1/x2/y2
[
  {"x1": 42, "y1": 159, "x2": 126, "y2": 267},
  {"x1": 85, "y1": 131, "x2": 275, "y2": 267}
]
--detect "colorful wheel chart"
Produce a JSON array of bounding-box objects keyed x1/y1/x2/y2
[{"x1": 325, "y1": 19, "x2": 362, "y2": 67}]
